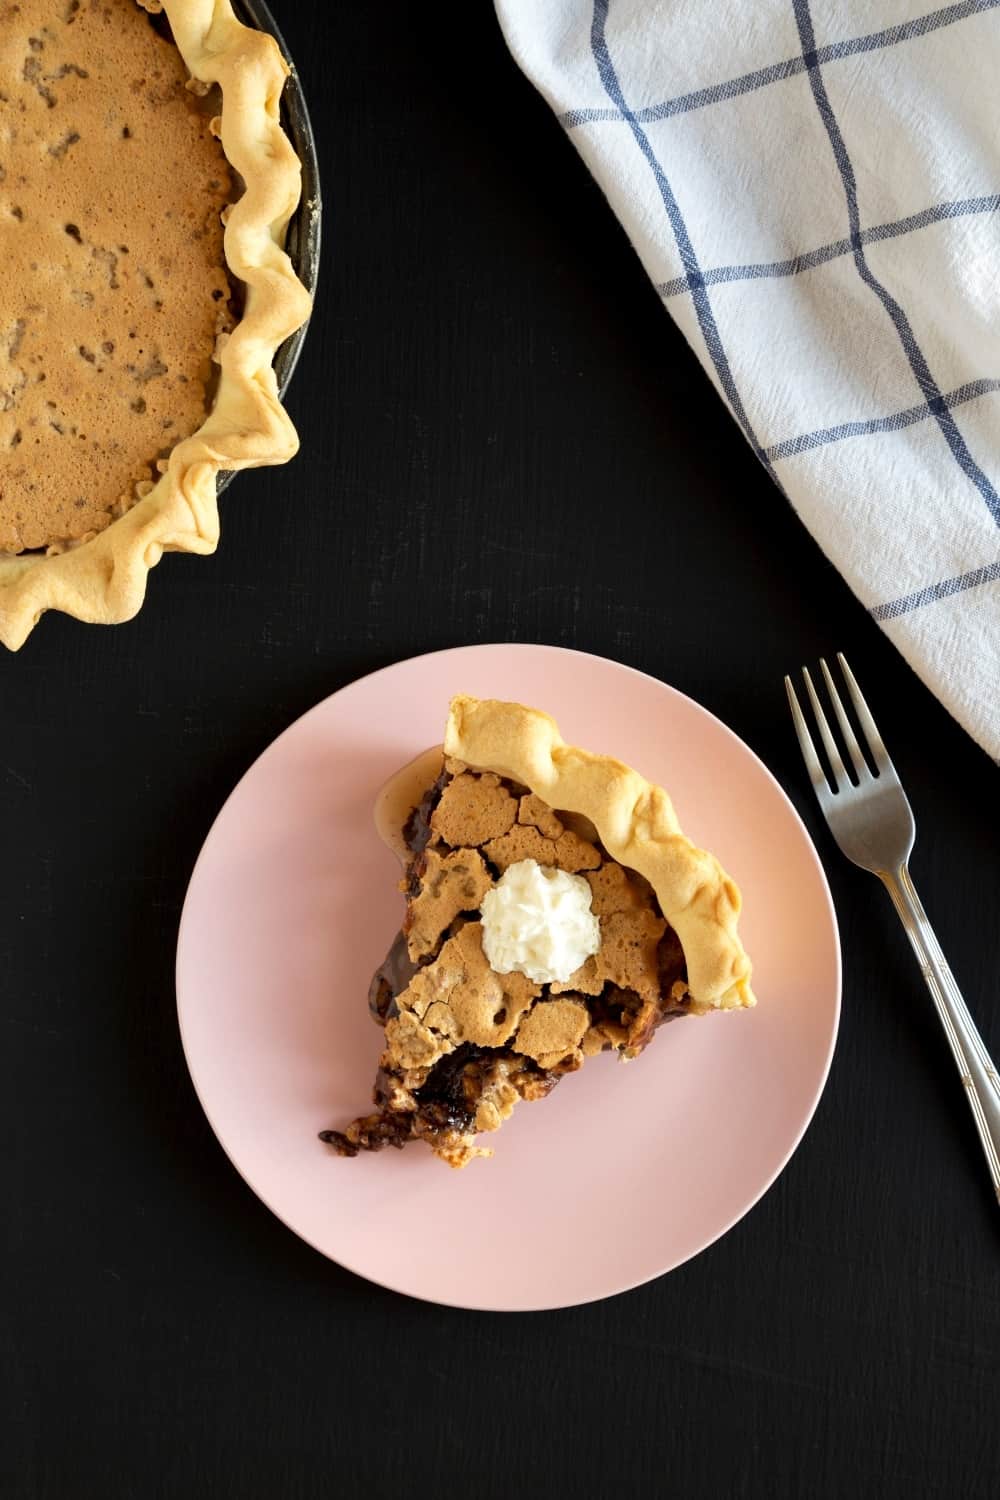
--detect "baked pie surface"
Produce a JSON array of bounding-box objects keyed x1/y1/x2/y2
[
  {"x1": 323, "y1": 697, "x2": 755, "y2": 1169},
  {"x1": 0, "y1": 0, "x2": 312, "y2": 647},
  {"x1": 0, "y1": 0, "x2": 232, "y2": 555}
]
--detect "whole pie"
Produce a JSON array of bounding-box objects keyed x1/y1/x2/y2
[
  {"x1": 322, "y1": 696, "x2": 756, "y2": 1168},
  {"x1": 0, "y1": 0, "x2": 312, "y2": 648}
]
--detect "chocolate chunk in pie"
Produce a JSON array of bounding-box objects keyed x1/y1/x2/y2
[{"x1": 322, "y1": 696, "x2": 756, "y2": 1169}]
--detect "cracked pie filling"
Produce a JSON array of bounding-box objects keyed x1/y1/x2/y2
[{"x1": 323, "y1": 696, "x2": 756, "y2": 1169}]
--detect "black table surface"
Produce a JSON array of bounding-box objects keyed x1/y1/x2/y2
[{"x1": 4, "y1": 6, "x2": 998, "y2": 1497}]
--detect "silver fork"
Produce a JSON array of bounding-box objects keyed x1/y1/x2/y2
[{"x1": 786, "y1": 652, "x2": 1000, "y2": 1203}]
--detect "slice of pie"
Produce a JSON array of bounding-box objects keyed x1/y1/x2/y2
[
  {"x1": 322, "y1": 695, "x2": 756, "y2": 1169},
  {"x1": 0, "y1": 0, "x2": 312, "y2": 648}
]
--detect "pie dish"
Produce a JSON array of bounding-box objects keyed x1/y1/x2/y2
[
  {"x1": 323, "y1": 695, "x2": 756, "y2": 1168},
  {"x1": 0, "y1": 0, "x2": 312, "y2": 648}
]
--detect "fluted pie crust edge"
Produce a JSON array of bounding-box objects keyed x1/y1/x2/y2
[
  {"x1": 0, "y1": 0, "x2": 312, "y2": 650},
  {"x1": 444, "y1": 695, "x2": 756, "y2": 1013}
]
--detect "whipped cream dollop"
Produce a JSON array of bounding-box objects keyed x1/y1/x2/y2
[{"x1": 480, "y1": 858, "x2": 601, "y2": 984}]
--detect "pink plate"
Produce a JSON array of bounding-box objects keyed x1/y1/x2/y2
[{"x1": 176, "y1": 644, "x2": 840, "y2": 1310}]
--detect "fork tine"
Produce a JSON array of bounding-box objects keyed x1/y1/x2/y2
[
  {"x1": 784, "y1": 675, "x2": 832, "y2": 800},
  {"x1": 820, "y1": 657, "x2": 868, "y2": 781},
  {"x1": 836, "y1": 652, "x2": 891, "y2": 774},
  {"x1": 802, "y1": 666, "x2": 848, "y2": 791}
]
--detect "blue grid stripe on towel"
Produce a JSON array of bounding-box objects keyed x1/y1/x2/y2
[
  {"x1": 872, "y1": 560, "x2": 1000, "y2": 620},
  {"x1": 590, "y1": 0, "x2": 771, "y2": 469},
  {"x1": 561, "y1": 0, "x2": 1000, "y2": 129},
  {"x1": 656, "y1": 196, "x2": 1000, "y2": 299},
  {"x1": 764, "y1": 379, "x2": 1000, "y2": 463},
  {"x1": 793, "y1": 0, "x2": 1000, "y2": 528}
]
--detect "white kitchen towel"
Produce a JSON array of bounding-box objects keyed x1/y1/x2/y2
[{"x1": 496, "y1": 0, "x2": 1000, "y2": 760}]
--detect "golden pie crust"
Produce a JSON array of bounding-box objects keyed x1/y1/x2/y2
[
  {"x1": 0, "y1": 0, "x2": 312, "y2": 648},
  {"x1": 444, "y1": 695, "x2": 756, "y2": 1013}
]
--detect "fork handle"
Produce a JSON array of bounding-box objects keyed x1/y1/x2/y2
[{"x1": 881, "y1": 864, "x2": 1000, "y2": 1203}]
